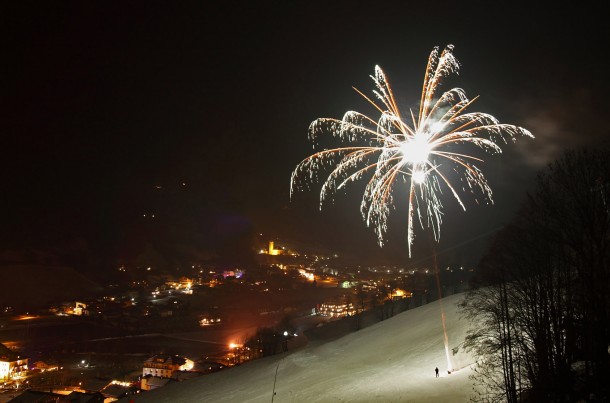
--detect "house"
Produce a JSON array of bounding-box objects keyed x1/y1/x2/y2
[
  {"x1": 316, "y1": 300, "x2": 356, "y2": 318},
  {"x1": 31, "y1": 360, "x2": 58, "y2": 372},
  {"x1": 99, "y1": 383, "x2": 132, "y2": 401},
  {"x1": 72, "y1": 301, "x2": 88, "y2": 316},
  {"x1": 140, "y1": 374, "x2": 177, "y2": 391},
  {"x1": 0, "y1": 343, "x2": 28, "y2": 380},
  {"x1": 80, "y1": 377, "x2": 111, "y2": 394},
  {"x1": 142, "y1": 354, "x2": 194, "y2": 378}
]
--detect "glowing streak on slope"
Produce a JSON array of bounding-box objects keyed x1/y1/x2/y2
[{"x1": 431, "y1": 243, "x2": 453, "y2": 373}]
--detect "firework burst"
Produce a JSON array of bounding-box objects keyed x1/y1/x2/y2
[{"x1": 290, "y1": 44, "x2": 533, "y2": 257}]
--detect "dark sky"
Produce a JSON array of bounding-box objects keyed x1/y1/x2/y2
[{"x1": 2, "y1": 1, "x2": 609, "y2": 271}]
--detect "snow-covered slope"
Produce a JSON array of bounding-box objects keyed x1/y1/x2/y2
[{"x1": 123, "y1": 293, "x2": 478, "y2": 402}]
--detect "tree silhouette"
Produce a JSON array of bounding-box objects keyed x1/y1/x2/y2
[{"x1": 461, "y1": 146, "x2": 610, "y2": 402}]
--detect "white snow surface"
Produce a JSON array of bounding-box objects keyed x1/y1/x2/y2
[{"x1": 122, "y1": 293, "x2": 479, "y2": 402}]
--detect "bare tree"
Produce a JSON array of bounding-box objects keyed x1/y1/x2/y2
[{"x1": 461, "y1": 146, "x2": 610, "y2": 402}]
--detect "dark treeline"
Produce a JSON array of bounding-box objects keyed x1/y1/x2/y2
[{"x1": 460, "y1": 146, "x2": 610, "y2": 402}]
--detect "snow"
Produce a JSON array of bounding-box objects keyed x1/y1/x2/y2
[{"x1": 120, "y1": 293, "x2": 479, "y2": 402}]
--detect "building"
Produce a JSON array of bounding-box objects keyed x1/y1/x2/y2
[
  {"x1": 142, "y1": 354, "x2": 194, "y2": 378},
  {"x1": 31, "y1": 360, "x2": 59, "y2": 372},
  {"x1": 81, "y1": 378, "x2": 135, "y2": 401},
  {"x1": 140, "y1": 375, "x2": 176, "y2": 391},
  {"x1": 70, "y1": 301, "x2": 88, "y2": 315},
  {"x1": 317, "y1": 301, "x2": 356, "y2": 318},
  {"x1": 99, "y1": 382, "x2": 132, "y2": 401},
  {"x1": 80, "y1": 377, "x2": 111, "y2": 394},
  {"x1": 267, "y1": 241, "x2": 283, "y2": 256},
  {"x1": 0, "y1": 343, "x2": 28, "y2": 381}
]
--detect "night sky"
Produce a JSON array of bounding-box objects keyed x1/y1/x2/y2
[{"x1": 2, "y1": 1, "x2": 609, "y2": 274}]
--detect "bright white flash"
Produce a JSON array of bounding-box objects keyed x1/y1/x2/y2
[
  {"x1": 412, "y1": 169, "x2": 426, "y2": 183},
  {"x1": 411, "y1": 169, "x2": 426, "y2": 183},
  {"x1": 401, "y1": 135, "x2": 431, "y2": 165}
]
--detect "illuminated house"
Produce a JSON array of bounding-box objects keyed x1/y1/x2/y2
[
  {"x1": 0, "y1": 343, "x2": 28, "y2": 380},
  {"x1": 142, "y1": 355, "x2": 194, "y2": 379},
  {"x1": 140, "y1": 375, "x2": 176, "y2": 391},
  {"x1": 32, "y1": 360, "x2": 59, "y2": 372},
  {"x1": 164, "y1": 277, "x2": 195, "y2": 294},
  {"x1": 198, "y1": 312, "x2": 222, "y2": 327},
  {"x1": 73, "y1": 301, "x2": 87, "y2": 315},
  {"x1": 339, "y1": 280, "x2": 357, "y2": 289},
  {"x1": 221, "y1": 269, "x2": 243, "y2": 279},
  {"x1": 317, "y1": 301, "x2": 356, "y2": 318},
  {"x1": 391, "y1": 288, "x2": 412, "y2": 301}
]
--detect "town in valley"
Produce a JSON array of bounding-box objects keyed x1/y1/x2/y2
[{"x1": 0, "y1": 239, "x2": 471, "y2": 402}]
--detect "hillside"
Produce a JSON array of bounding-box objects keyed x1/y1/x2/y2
[
  {"x1": 0, "y1": 264, "x2": 104, "y2": 310},
  {"x1": 121, "y1": 292, "x2": 479, "y2": 402}
]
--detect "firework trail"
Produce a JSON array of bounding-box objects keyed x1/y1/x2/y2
[{"x1": 290, "y1": 44, "x2": 533, "y2": 256}]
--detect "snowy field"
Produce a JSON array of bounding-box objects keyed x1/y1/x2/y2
[{"x1": 121, "y1": 292, "x2": 479, "y2": 402}]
